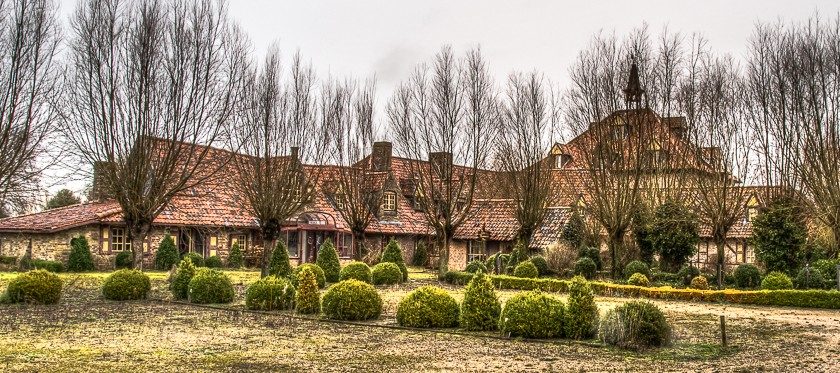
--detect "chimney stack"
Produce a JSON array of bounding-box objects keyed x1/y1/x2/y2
[{"x1": 371, "y1": 141, "x2": 392, "y2": 171}]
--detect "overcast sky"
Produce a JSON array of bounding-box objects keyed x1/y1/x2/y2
[{"x1": 50, "y1": 0, "x2": 839, "y2": 198}]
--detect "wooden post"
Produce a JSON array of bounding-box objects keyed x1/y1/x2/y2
[
  {"x1": 835, "y1": 264, "x2": 840, "y2": 291},
  {"x1": 720, "y1": 315, "x2": 727, "y2": 347}
]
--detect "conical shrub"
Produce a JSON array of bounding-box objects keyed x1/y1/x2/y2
[
  {"x1": 67, "y1": 235, "x2": 95, "y2": 272},
  {"x1": 154, "y1": 235, "x2": 179, "y2": 270},
  {"x1": 381, "y1": 238, "x2": 407, "y2": 281},
  {"x1": 460, "y1": 270, "x2": 501, "y2": 331},
  {"x1": 564, "y1": 275, "x2": 599, "y2": 339},
  {"x1": 269, "y1": 240, "x2": 292, "y2": 278},
  {"x1": 316, "y1": 239, "x2": 341, "y2": 283},
  {"x1": 296, "y1": 268, "x2": 321, "y2": 315}
]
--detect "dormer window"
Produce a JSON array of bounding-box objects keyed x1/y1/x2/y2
[
  {"x1": 332, "y1": 194, "x2": 345, "y2": 211},
  {"x1": 383, "y1": 191, "x2": 397, "y2": 211},
  {"x1": 555, "y1": 154, "x2": 572, "y2": 169}
]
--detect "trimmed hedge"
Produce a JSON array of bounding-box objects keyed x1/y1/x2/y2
[
  {"x1": 154, "y1": 235, "x2": 180, "y2": 270},
  {"x1": 465, "y1": 260, "x2": 488, "y2": 274},
  {"x1": 292, "y1": 264, "x2": 326, "y2": 289},
  {"x1": 68, "y1": 236, "x2": 95, "y2": 272},
  {"x1": 5, "y1": 269, "x2": 63, "y2": 304},
  {"x1": 513, "y1": 261, "x2": 539, "y2": 278},
  {"x1": 245, "y1": 276, "x2": 295, "y2": 311},
  {"x1": 762, "y1": 271, "x2": 793, "y2": 290},
  {"x1": 102, "y1": 269, "x2": 151, "y2": 300},
  {"x1": 500, "y1": 290, "x2": 564, "y2": 338},
  {"x1": 322, "y1": 279, "x2": 382, "y2": 321},
  {"x1": 627, "y1": 273, "x2": 650, "y2": 287},
  {"x1": 565, "y1": 275, "x2": 599, "y2": 340},
  {"x1": 734, "y1": 264, "x2": 762, "y2": 289},
  {"x1": 460, "y1": 270, "x2": 501, "y2": 331},
  {"x1": 340, "y1": 261, "x2": 372, "y2": 283},
  {"x1": 441, "y1": 271, "x2": 840, "y2": 309},
  {"x1": 188, "y1": 268, "x2": 234, "y2": 304},
  {"x1": 32, "y1": 259, "x2": 64, "y2": 273},
  {"x1": 599, "y1": 301, "x2": 671, "y2": 349},
  {"x1": 371, "y1": 262, "x2": 403, "y2": 285},
  {"x1": 295, "y1": 268, "x2": 321, "y2": 314},
  {"x1": 316, "y1": 239, "x2": 341, "y2": 283},
  {"x1": 397, "y1": 286, "x2": 459, "y2": 328}
]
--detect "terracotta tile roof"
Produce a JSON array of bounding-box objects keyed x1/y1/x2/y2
[
  {"x1": 0, "y1": 201, "x2": 122, "y2": 233},
  {"x1": 530, "y1": 207, "x2": 572, "y2": 248},
  {"x1": 454, "y1": 199, "x2": 518, "y2": 241}
]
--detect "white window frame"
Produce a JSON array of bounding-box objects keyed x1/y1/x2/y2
[
  {"x1": 110, "y1": 227, "x2": 131, "y2": 252},
  {"x1": 383, "y1": 192, "x2": 397, "y2": 211},
  {"x1": 467, "y1": 240, "x2": 486, "y2": 263}
]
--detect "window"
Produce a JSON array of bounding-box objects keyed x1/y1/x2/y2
[
  {"x1": 383, "y1": 191, "x2": 396, "y2": 211},
  {"x1": 746, "y1": 207, "x2": 759, "y2": 222},
  {"x1": 467, "y1": 240, "x2": 487, "y2": 263},
  {"x1": 555, "y1": 154, "x2": 571, "y2": 169},
  {"x1": 331, "y1": 193, "x2": 345, "y2": 211},
  {"x1": 335, "y1": 232, "x2": 353, "y2": 258},
  {"x1": 230, "y1": 234, "x2": 248, "y2": 252},
  {"x1": 110, "y1": 227, "x2": 131, "y2": 252},
  {"x1": 285, "y1": 231, "x2": 299, "y2": 258}
]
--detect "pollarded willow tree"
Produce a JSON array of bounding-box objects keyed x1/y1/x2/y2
[
  {"x1": 746, "y1": 16, "x2": 840, "y2": 259},
  {"x1": 64, "y1": 0, "x2": 249, "y2": 269},
  {"x1": 0, "y1": 0, "x2": 61, "y2": 214},
  {"x1": 496, "y1": 71, "x2": 557, "y2": 242},
  {"x1": 231, "y1": 49, "x2": 323, "y2": 277},
  {"x1": 388, "y1": 46, "x2": 500, "y2": 274}
]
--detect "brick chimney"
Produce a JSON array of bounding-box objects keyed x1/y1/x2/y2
[
  {"x1": 290, "y1": 146, "x2": 300, "y2": 162},
  {"x1": 371, "y1": 141, "x2": 392, "y2": 171},
  {"x1": 89, "y1": 161, "x2": 112, "y2": 201},
  {"x1": 429, "y1": 152, "x2": 453, "y2": 178}
]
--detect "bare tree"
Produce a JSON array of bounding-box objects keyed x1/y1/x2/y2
[
  {"x1": 496, "y1": 71, "x2": 556, "y2": 242},
  {"x1": 746, "y1": 16, "x2": 840, "y2": 258},
  {"x1": 322, "y1": 77, "x2": 377, "y2": 261},
  {"x1": 64, "y1": 0, "x2": 249, "y2": 269},
  {"x1": 388, "y1": 46, "x2": 499, "y2": 274},
  {"x1": 0, "y1": 0, "x2": 61, "y2": 214}
]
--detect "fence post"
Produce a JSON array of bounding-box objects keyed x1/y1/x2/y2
[{"x1": 720, "y1": 315, "x2": 727, "y2": 347}]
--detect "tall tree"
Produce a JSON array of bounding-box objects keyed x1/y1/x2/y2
[
  {"x1": 388, "y1": 46, "x2": 499, "y2": 274},
  {"x1": 0, "y1": 0, "x2": 61, "y2": 214},
  {"x1": 231, "y1": 49, "x2": 322, "y2": 277},
  {"x1": 45, "y1": 188, "x2": 81, "y2": 209},
  {"x1": 64, "y1": 0, "x2": 249, "y2": 269}
]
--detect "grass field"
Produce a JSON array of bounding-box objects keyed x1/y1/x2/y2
[{"x1": 1, "y1": 267, "x2": 838, "y2": 372}]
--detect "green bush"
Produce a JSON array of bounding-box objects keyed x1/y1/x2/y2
[
  {"x1": 101, "y1": 269, "x2": 151, "y2": 301},
  {"x1": 381, "y1": 238, "x2": 408, "y2": 281},
  {"x1": 460, "y1": 270, "x2": 500, "y2": 331},
  {"x1": 227, "y1": 242, "x2": 244, "y2": 268},
  {"x1": 650, "y1": 201, "x2": 700, "y2": 271},
  {"x1": 412, "y1": 241, "x2": 428, "y2": 267},
  {"x1": 182, "y1": 252, "x2": 203, "y2": 267},
  {"x1": 269, "y1": 241, "x2": 292, "y2": 278},
  {"x1": 752, "y1": 197, "x2": 807, "y2": 274},
  {"x1": 170, "y1": 258, "x2": 196, "y2": 300},
  {"x1": 465, "y1": 260, "x2": 488, "y2": 274},
  {"x1": 441, "y1": 270, "x2": 475, "y2": 285},
  {"x1": 397, "y1": 286, "x2": 459, "y2": 328},
  {"x1": 292, "y1": 263, "x2": 326, "y2": 289},
  {"x1": 245, "y1": 276, "x2": 295, "y2": 311},
  {"x1": 513, "y1": 261, "x2": 539, "y2": 278},
  {"x1": 5, "y1": 269, "x2": 63, "y2": 304},
  {"x1": 0, "y1": 255, "x2": 17, "y2": 266},
  {"x1": 188, "y1": 268, "x2": 234, "y2": 304},
  {"x1": 499, "y1": 290, "x2": 564, "y2": 339},
  {"x1": 565, "y1": 275, "x2": 599, "y2": 340},
  {"x1": 812, "y1": 259, "x2": 838, "y2": 286},
  {"x1": 529, "y1": 256, "x2": 550, "y2": 276},
  {"x1": 485, "y1": 252, "x2": 510, "y2": 274},
  {"x1": 68, "y1": 236, "x2": 95, "y2": 272},
  {"x1": 322, "y1": 279, "x2": 382, "y2": 321},
  {"x1": 371, "y1": 262, "x2": 403, "y2": 285},
  {"x1": 677, "y1": 265, "x2": 700, "y2": 287},
  {"x1": 205, "y1": 255, "x2": 223, "y2": 268},
  {"x1": 578, "y1": 247, "x2": 603, "y2": 270},
  {"x1": 628, "y1": 273, "x2": 650, "y2": 287},
  {"x1": 154, "y1": 235, "x2": 180, "y2": 270},
  {"x1": 295, "y1": 268, "x2": 321, "y2": 314},
  {"x1": 623, "y1": 260, "x2": 650, "y2": 280},
  {"x1": 690, "y1": 276, "x2": 709, "y2": 290},
  {"x1": 599, "y1": 301, "x2": 672, "y2": 350},
  {"x1": 574, "y1": 257, "x2": 596, "y2": 280},
  {"x1": 795, "y1": 267, "x2": 824, "y2": 290},
  {"x1": 32, "y1": 259, "x2": 64, "y2": 272},
  {"x1": 316, "y1": 239, "x2": 341, "y2": 283},
  {"x1": 506, "y1": 241, "x2": 529, "y2": 273},
  {"x1": 339, "y1": 261, "x2": 371, "y2": 283},
  {"x1": 761, "y1": 271, "x2": 793, "y2": 290},
  {"x1": 733, "y1": 264, "x2": 762, "y2": 289}
]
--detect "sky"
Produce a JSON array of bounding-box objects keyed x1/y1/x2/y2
[{"x1": 48, "y1": 0, "x2": 839, "y2": 200}]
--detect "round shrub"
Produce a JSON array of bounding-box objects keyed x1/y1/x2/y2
[
  {"x1": 574, "y1": 257, "x2": 597, "y2": 280},
  {"x1": 371, "y1": 262, "x2": 403, "y2": 285},
  {"x1": 340, "y1": 261, "x2": 372, "y2": 283},
  {"x1": 623, "y1": 260, "x2": 650, "y2": 280},
  {"x1": 677, "y1": 265, "x2": 700, "y2": 287},
  {"x1": 578, "y1": 246, "x2": 603, "y2": 270},
  {"x1": 513, "y1": 261, "x2": 539, "y2": 279},
  {"x1": 227, "y1": 242, "x2": 244, "y2": 268},
  {"x1": 5, "y1": 269, "x2": 63, "y2": 304},
  {"x1": 381, "y1": 238, "x2": 408, "y2": 281},
  {"x1": 761, "y1": 271, "x2": 793, "y2": 290},
  {"x1": 627, "y1": 273, "x2": 650, "y2": 287},
  {"x1": 170, "y1": 258, "x2": 196, "y2": 300},
  {"x1": 689, "y1": 276, "x2": 709, "y2": 290},
  {"x1": 322, "y1": 279, "x2": 382, "y2": 321},
  {"x1": 500, "y1": 290, "x2": 564, "y2": 339},
  {"x1": 245, "y1": 275, "x2": 295, "y2": 311},
  {"x1": 205, "y1": 255, "x2": 223, "y2": 268},
  {"x1": 460, "y1": 270, "x2": 501, "y2": 331},
  {"x1": 599, "y1": 301, "x2": 672, "y2": 350},
  {"x1": 154, "y1": 235, "x2": 180, "y2": 270},
  {"x1": 182, "y1": 252, "x2": 204, "y2": 267},
  {"x1": 295, "y1": 268, "x2": 320, "y2": 314},
  {"x1": 465, "y1": 260, "x2": 488, "y2": 274},
  {"x1": 733, "y1": 264, "x2": 762, "y2": 289},
  {"x1": 102, "y1": 269, "x2": 151, "y2": 301},
  {"x1": 292, "y1": 263, "x2": 326, "y2": 289},
  {"x1": 795, "y1": 267, "x2": 824, "y2": 290},
  {"x1": 68, "y1": 236, "x2": 95, "y2": 272},
  {"x1": 269, "y1": 241, "x2": 292, "y2": 278},
  {"x1": 529, "y1": 256, "x2": 550, "y2": 276},
  {"x1": 188, "y1": 268, "x2": 234, "y2": 304},
  {"x1": 812, "y1": 259, "x2": 838, "y2": 286},
  {"x1": 397, "y1": 286, "x2": 459, "y2": 328},
  {"x1": 115, "y1": 251, "x2": 134, "y2": 269},
  {"x1": 316, "y1": 239, "x2": 341, "y2": 283},
  {"x1": 565, "y1": 275, "x2": 600, "y2": 340}
]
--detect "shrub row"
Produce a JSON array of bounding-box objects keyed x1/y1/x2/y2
[{"x1": 442, "y1": 271, "x2": 840, "y2": 309}]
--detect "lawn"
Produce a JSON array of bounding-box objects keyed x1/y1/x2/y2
[{"x1": 0, "y1": 268, "x2": 838, "y2": 372}]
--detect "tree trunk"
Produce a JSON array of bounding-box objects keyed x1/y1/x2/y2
[
  {"x1": 715, "y1": 238, "x2": 726, "y2": 289},
  {"x1": 353, "y1": 230, "x2": 366, "y2": 261},
  {"x1": 260, "y1": 228, "x2": 279, "y2": 278},
  {"x1": 129, "y1": 223, "x2": 151, "y2": 271},
  {"x1": 608, "y1": 235, "x2": 621, "y2": 279},
  {"x1": 438, "y1": 231, "x2": 450, "y2": 276}
]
